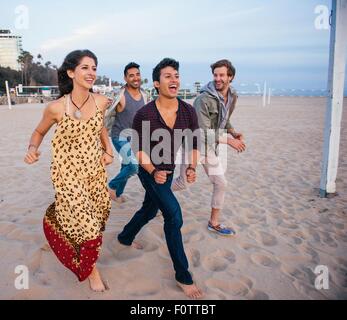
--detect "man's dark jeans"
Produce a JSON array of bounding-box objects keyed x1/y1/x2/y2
[{"x1": 118, "y1": 167, "x2": 193, "y2": 285}]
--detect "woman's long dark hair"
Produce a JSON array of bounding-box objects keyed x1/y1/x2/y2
[{"x1": 57, "y1": 50, "x2": 98, "y2": 97}]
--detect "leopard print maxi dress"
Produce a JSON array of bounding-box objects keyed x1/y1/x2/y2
[{"x1": 43, "y1": 94, "x2": 111, "y2": 282}]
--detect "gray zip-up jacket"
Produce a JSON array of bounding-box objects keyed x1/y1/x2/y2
[{"x1": 193, "y1": 82, "x2": 238, "y2": 147}]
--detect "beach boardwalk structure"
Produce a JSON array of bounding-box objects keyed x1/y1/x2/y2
[{"x1": 320, "y1": 0, "x2": 347, "y2": 197}]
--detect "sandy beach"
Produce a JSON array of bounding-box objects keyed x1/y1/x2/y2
[{"x1": 0, "y1": 96, "x2": 346, "y2": 300}]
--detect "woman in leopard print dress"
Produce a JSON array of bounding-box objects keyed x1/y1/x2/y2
[{"x1": 24, "y1": 50, "x2": 113, "y2": 292}]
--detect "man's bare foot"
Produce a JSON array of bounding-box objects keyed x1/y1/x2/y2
[
  {"x1": 88, "y1": 267, "x2": 107, "y2": 292},
  {"x1": 108, "y1": 188, "x2": 117, "y2": 201},
  {"x1": 115, "y1": 195, "x2": 127, "y2": 203},
  {"x1": 131, "y1": 241, "x2": 143, "y2": 250},
  {"x1": 118, "y1": 239, "x2": 143, "y2": 250},
  {"x1": 177, "y1": 282, "x2": 204, "y2": 299},
  {"x1": 108, "y1": 188, "x2": 127, "y2": 203}
]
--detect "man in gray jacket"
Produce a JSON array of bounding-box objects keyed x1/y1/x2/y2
[{"x1": 172, "y1": 59, "x2": 246, "y2": 236}]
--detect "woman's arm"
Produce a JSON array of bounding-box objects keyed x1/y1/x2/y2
[
  {"x1": 100, "y1": 126, "x2": 113, "y2": 155},
  {"x1": 96, "y1": 94, "x2": 114, "y2": 165},
  {"x1": 24, "y1": 101, "x2": 60, "y2": 164}
]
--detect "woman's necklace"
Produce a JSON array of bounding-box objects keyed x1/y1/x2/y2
[{"x1": 71, "y1": 94, "x2": 90, "y2": 119}]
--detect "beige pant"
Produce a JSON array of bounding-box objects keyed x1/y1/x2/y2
[{"x1": 172, "y1": 148, "x2": 227, "y2": 210}]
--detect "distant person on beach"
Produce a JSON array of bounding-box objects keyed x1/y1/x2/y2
[
  {"x1": 105, "y1": 62, "x2": 149, "y2": 203},
  {"x1": 117, "y1": 58, "x2": 203, "y2": 299},
  {"x1": 24, "y1": 50, "x2": 113, "y2": 292},
  {"x1": 172, "y1": 59, "x2": 246, "y2": 236}
]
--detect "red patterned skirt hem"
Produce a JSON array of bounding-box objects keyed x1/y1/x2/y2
[{"x1": 43, "y1": 215, "x2": 102, "y2": 282}]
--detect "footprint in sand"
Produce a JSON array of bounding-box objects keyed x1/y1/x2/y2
[
  {"x1": 108, "y1": 239, "x2": 143, "y2": 261},
  {"x1": 238, "y1": 275, "x2": 254, "y2": 290},
  {"x1": 255, "y1": 231, "x2": 278, "y2": 247},
  {"x1": 238, "y1": 242, "x2": 262, "y2": 251},
  {"x1": 232, "y1": 217, "x2": 248, "y2": 229},
  {"x1": 202, "y1": 249, "x2": 236, "y2": 272},
  {"x1": 141, "y1": 242, "x2": 159, "y2": 253},
  {"x1": 280, "y1": 264, "x2": 317, "y2": 284},
  {"x1": 125, "y1": 279, "x2": 161, "y2": 297},
  {"x1": 293, "y1": 230, "x2": 306, "y2": 240},
  {"x1": 250, "y1": 253, "x2": 280, "y2": 268},
  {"x1": 34, "y1": 271, "x2": 51, "y2": 287},
  {"x1": 187, "y1": 248, "x2": 201, "y2": 268},
  {"x1": 228, "y1": 281, "x2": 252, "y2": 297},
  {"x1": 291, "y1": 237, "x2": 303, "y2": 245},
  {"x1": 306, "y1": 229, "x2": 321, "y2": 243},
  {"x1": 205, "y1": 278, "x2": 250, "y2": 297},
  {"x1": 183, "y1": 230, "x2": 205, "y2": 243},
  {"x1": 245, "y1": 213, "x2": 265, "y2": 225},
  {"x1": 321, "y1": 232, "x2": 338, "y2": 248},
  {"x1": 203, "y1": 257, "x2": 228, "y2": 272},
  {"x1": 302, "y1": 246, "x2": 320, "y2": 264},
  {"x1": 247, "y1": 289, "x2": 270, "y2": 300},
  {"x1": 220, "y1": 249, "x2": 236, "y2": 264},
  {"x1": 279, "y1": 221, "x2": 299, "y2": 230},
  {"x1": 182, "y1": 224, "x2": 205, "y2": 244},
  {"x1": 333, "y1": 222, "x2": 345, "y2": 230}
]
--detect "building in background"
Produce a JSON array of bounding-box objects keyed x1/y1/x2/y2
[{"x1": 0, "y1": 29, "x2": 23, "y2": 71}]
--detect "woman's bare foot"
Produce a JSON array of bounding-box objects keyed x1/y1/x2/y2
[
  {"x1": 88, "y1": 267, "x2": 107, "y2": 292},
  {"x1": 177, "y1": 282, "x2": 204, "y2": 299}
]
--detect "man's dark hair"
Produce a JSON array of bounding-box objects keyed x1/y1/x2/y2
[
  {"x1": 152, "y1": 58, "x2": 179, "y2": 93},
  {"x1": 124, "y1": 62, "x2": 140, "y2": 76},
  {"x1": 211, "y1": 59, "x2": 236, "y2": 77}
]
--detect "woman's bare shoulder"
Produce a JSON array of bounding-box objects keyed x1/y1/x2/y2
[
  {"x1": 45, "y1": 97, "x2": 66, "y2": 119},
  {"x1": 93, "y1": 93, "x2": 109, "y2": 110}
]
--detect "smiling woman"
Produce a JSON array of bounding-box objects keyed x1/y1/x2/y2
[
  {"x1": 24, "y1": 49, "x2": 114, "y2": 293},
  {"x1": 57, "y1": 50, "x2": 98, "y2": 97}
]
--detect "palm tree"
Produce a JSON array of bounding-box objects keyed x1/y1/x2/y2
[
  {"x1": 45, "y1": 61, "x2": 52, "y2": 69},
  {"x1": 17, "y1": 55, "x2": 24, "y2": 84},
  {"x1": 17, "y1": 51, "x2": 33, "y2": 85},
  {"x1": 37, "y1": 54, "x2": 43, "y2": 66}
]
